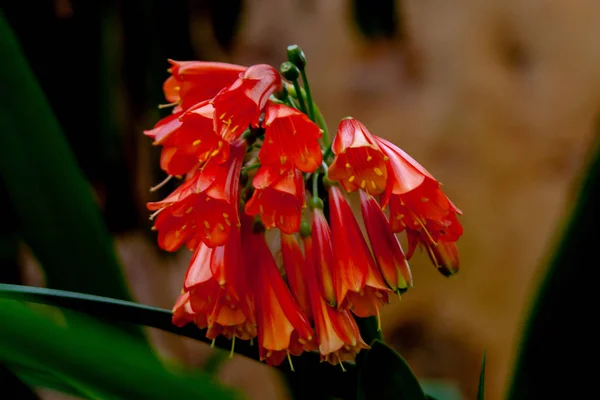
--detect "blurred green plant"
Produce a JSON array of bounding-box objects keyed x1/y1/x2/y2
[
  {"x1": 0, "y1": 299, "x2": 238, "y2": 399},
  {"x1": 508, "y1": 138, "x2": 600, "y2": 399}
]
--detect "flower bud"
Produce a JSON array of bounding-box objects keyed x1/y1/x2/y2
[
  {"x1": 287, "y1": 45, "x2": 307, "y2": 70},
  {"x1": 280, "y1": 61, "x2": 300, "y2": 81}
]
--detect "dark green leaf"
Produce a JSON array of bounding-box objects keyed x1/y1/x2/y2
[
  {"x1": 508, "y1": 137, "x2": 600, "y2": 398},
  {"x1": 0, "y1": 9, "x2": 143, "y2": 339},
  {"x1": 357, "y1": 339, "x2": 426, "y2": 400},
  {"x1": 0, "y1": 299, "x2": 238, "y2": 400},
  {"x1": 0, "y1": 283, "x2": 357, "y2": 400},
  {"x1": 477, "y1": 351, "x2": 486, "y2": 400}
]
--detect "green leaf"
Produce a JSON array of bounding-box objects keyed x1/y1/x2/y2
[
  {"x1": 477, "y1": 351, "x2": 486, "y2": 400},
  {"x1": 508, "y1": 137, "x2": 600, "y2": 398},
  {"x1": 0, "y1": 299, "x2": 239, "y2": 400},
  {"x1": 0, "y1": 283, "x2": 357, "y2": 400},
  {"x1": 357, "y1": 339, "x2": 426, "y2": 400},
  {"x1": 0, "y1": 9, "x2": 142, "y2": 339}
]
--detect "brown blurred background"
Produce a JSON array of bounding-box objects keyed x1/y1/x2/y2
[{"x1": 9, "y1": 0, "x2": 600, "y2": 399}]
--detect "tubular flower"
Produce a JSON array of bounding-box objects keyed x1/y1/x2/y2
[
  {"x1": 311, "y1": 208, "x2": 337, "y2": 307},
  {"x1": 147, "y1": 141, "x2": 246, "y2": 250},
  {"x1": 328, "y1": 186, "x2": 390, "y2": 316},
  {"x1": 163, "y1": 60, "x2": 246, "y2": 113},
  {"x1": 172, "y1": 291, "x2": 196, "y2": 327},
  {"x1": 212, "y1": 64, "x2": 282, "y2": 142},
  {"x1": 144, "y1": 47, "x2": 465, "y2": 368},
  {"x1": 259, "y1": 103, "x2": 323, "y2": 173},
  {"x1": 303, "y1": 236, "x2": 370, "y2": 365},
  {"x1": 360, "y1": 191, "x2": 413, "y2": 294},
  {"x1": 182, "y1": 231, "x2": 256, "y2": 340},
  {"x1": 327, "y1": 118, "x2": 388, "y2": 195},
  {"x1": 281, "y1": 233, "x2": 312, "y2": 322},
  {"x1": 245, "y1": 166, "x2": 305, "y2": 234},
  {"x1": 245, "y1": 220, "x2": 314, "y2": 366},
  {"x1": 376, "y1": 136, "x2": 463, "y2": 275},
  {"x1": 144, "y1": 101, "x2": 229, "y2": 176}
]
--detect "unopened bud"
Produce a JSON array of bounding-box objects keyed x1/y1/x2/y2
[
  {"x1": 299, "y1": 220, "x2": 312, "y2": 237},
  {"x1": 280, "y1": 61, "x2": 300, "y2": 81},
  {"x1": 287, "y1": 45, "x2": 307, "y2": 70},
  {"x1": 308, "y1": 197, "x2": 324, "y2": 210}
]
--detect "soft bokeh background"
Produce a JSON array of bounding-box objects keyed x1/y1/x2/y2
[{"x1": 5, "y1": 1, "x2": 600, "y2": 399}]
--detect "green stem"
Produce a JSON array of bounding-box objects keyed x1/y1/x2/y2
[
  {"x1": 300, "y1": 69, "x2": 315, "y2": 121},
  {"x1": 323, "y1": 147, "x2": 333, "y2": 164},
  {"x1": 242, "y1": 163, "x2": 260, "y2": 172},
  {"x1": 312, "y1": 172, "x2": 320, "y2": 198},
  {"x1": 292, "y1": 80, "x2": 308, "y2": 114},
  {"x1": 314, "y1": 103, "x2": 331, "y2": 150},
  {"x1": 0, "y1": 284, "x2": 357, "y2": 399}
]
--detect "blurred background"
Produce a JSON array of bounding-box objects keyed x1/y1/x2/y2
[{"x1": 3, "y1": 1, "x2": 600, "y2": 399}]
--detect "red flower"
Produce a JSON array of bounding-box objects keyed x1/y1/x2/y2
[
  {"x1": 163, "y1": 60, "x2": 245, "y2": 113},
  {"x1": 327, "y1": 118, "x2": 388, "y2": 195},
  {"x1": 144, "y1": 101, "x2": 229, "y2": 176},
  {"x1": 303, "y1": 236, "x2": 369, "y2": 365},
  {"x1": 328, "y1": 186, "x2": 390, "y2": 316},
  {"x1": 172, "y1": 291, "x2": 196, "y2": 327},
  {"x1": 212, "y1": 64, "x2": 282, "y2": 141},
  {"x1": 245, "y1": 166, "x2": 305, "y2": 234},
  {"x1": 376, "y1": 136, "x2": 463, "y2": 275},
  {"x1": 259, "y1": 103, "x2": 322, "y2": 173},
  {"x1": 360, "y1": 191, "x2": 413, "y2": 294},
  {"x1": 311, "y1": 207, "x2": 337, "y2": 307},
  {"x1": 281, "y1": 233, "x2": 312, "y2": 322},
  {"x1": 245, "y1": 220, "x2": 314, "y2": 366},
  {"x1": 148, "y1": 141, "x2": 246, "y2": 250},
  {"x1": 182, "y1": 230, "x2": 256, "y2": 340}
]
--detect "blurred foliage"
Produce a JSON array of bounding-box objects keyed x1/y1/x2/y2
[
  {"x1": 508, "y1": 137, "x2": 600, "y2": 398},
  {"x1": 0, "y1": 299, "x2": 238, "y2": 399},
  {"x1": 357, "y1": 340, "x2": 426, "y2": 400}
]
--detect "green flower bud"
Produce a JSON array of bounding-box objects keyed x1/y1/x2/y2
[
  {"x1": 287, "y1": 45, "x2": 307, "y2": 70},
  {"x1": 280, "y1": 61, "x2": 300, "y2": 81},
  {"x1": 299, "y1": 220, "x2": 312, "y2": 237},
  {"x1": 308, "y1": 197, "x2": 324, "y2": 210}
]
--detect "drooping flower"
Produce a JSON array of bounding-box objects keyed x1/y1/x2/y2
[
  {"x1": 360, "y1": 191, "x2": 413, "y2": 294},
  {"x1": 245, "y1": 166, "x2": 305, "y2": 234},
  {"x1": 302, "y1": 236, "x2": 369, "y2": 365},
  {"x1": 328, "y1": 186, "x2": 390, "y2": 316},
  {"x1": 244, "y1": 218, "x2": 314, "y2": 366},
  {"x1": 311, "y1": 207, "x2": 337, "y2": 307},
  {"x1": 259, "y1": 103, "x2": 322, "y2": 173},
  {"x1": 148, "y1": 141, "x2": 246, "y2": 250},
  {"x1": 281, "y1": 233, "x2": 312, "y2": 322},
  {"x1": 212, "y1": 64, "x2": 282, "y2": 141},
  {"x1": 163, "y1": 60, "x2": 246, "y2": 113},
  {"x1": 172, "y1": 290, "x2": 196, "y2": 327},
  {"x1": 182, "y1": 230, "x2": 256, "y2": 340},
  {"x1": 327, "y1": 118, "x2": 388, "y2": 195},
  {"x1": 144, "y1": 101, "x2": 229, "y2": 176},
  {"x1": 376, "y1": 136, "x2": 463, "y2": 275}
]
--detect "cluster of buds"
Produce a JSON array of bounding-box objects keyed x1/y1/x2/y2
[{"x1": 145, "y1": 45, "x2": 463, "y2": 368}]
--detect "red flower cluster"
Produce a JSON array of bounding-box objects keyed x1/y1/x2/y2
[{"x1": 146, "y1": 54, "x2": 463, "y2": 367}]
